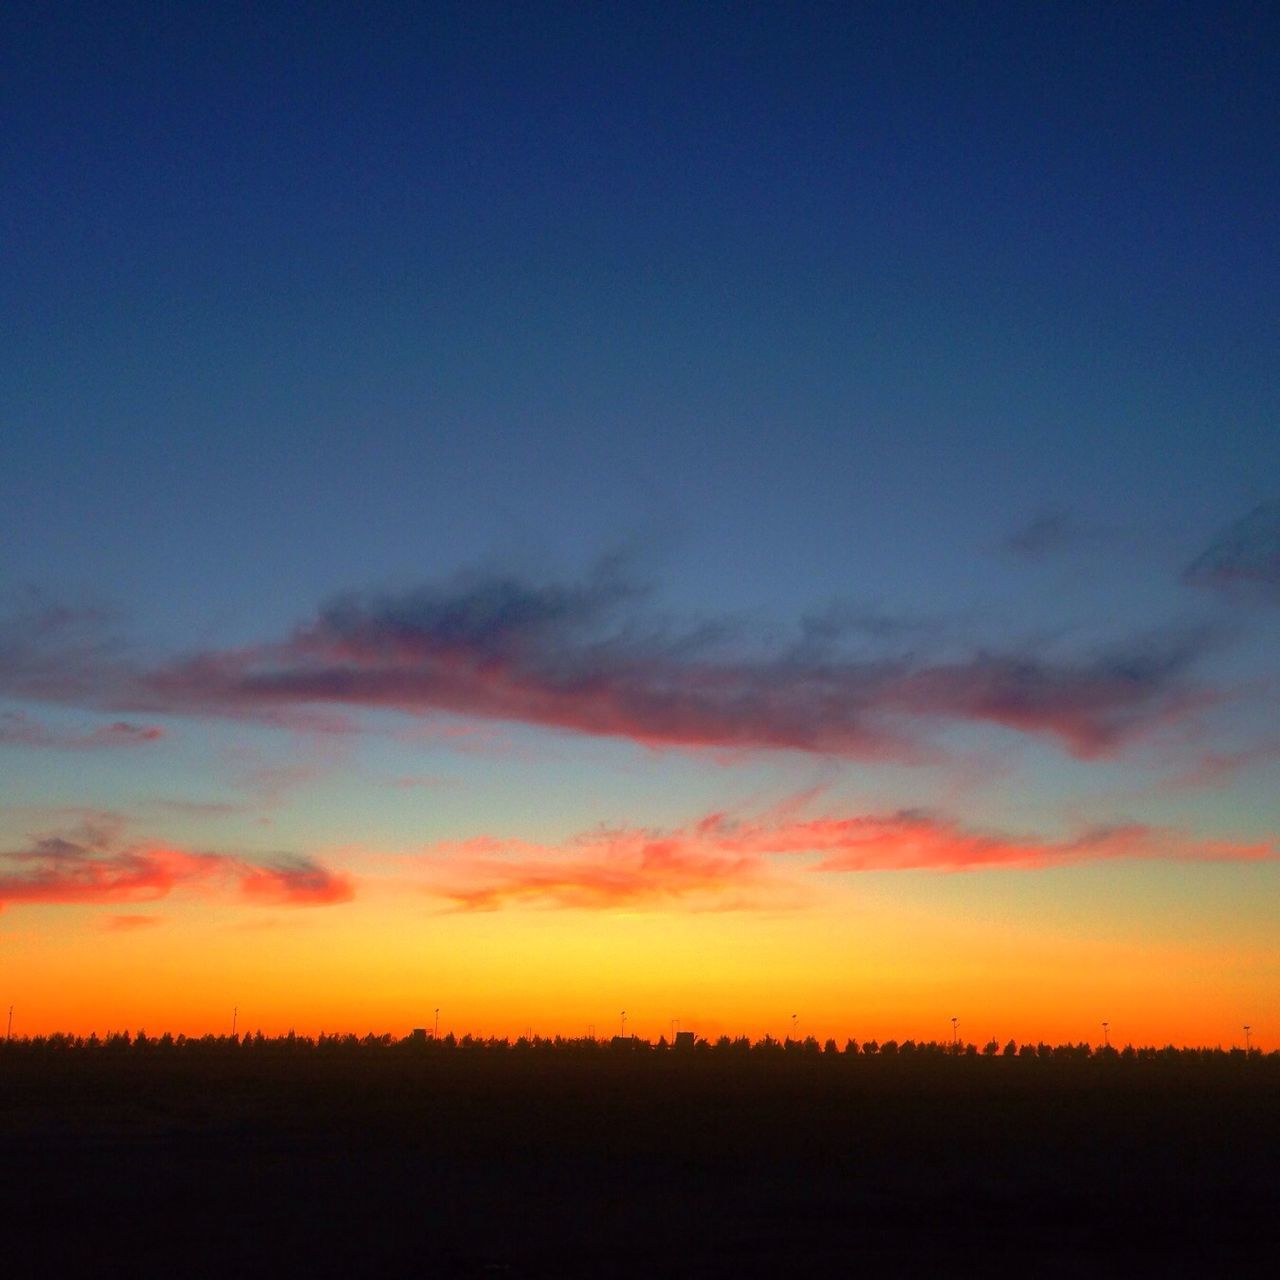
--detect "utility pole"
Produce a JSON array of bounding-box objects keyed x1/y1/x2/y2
[
  {"x1": 434, "y1": 1008, "x2": 440, "y2": 1039},
  {"x1": 6, "y1": 1005, "x2": 11, "y2": 1041},
  {"x1": 1102, "y1": 1021, "x2": 1109, "y2": 1049},
  {"x1": 951, "y1": 1016, "x2": 958, "y2": 1048},
  {"x1": 232, "y1": 1006, "x2": 237, "y2": 1037},
  {"x1": 1244, "y1": 1025, "x2": 1252, "y2": 1054},
  {"x1": 620, "y1": 1010, "x2": 626, "y2": 1038}
]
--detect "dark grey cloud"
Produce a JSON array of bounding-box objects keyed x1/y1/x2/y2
[
  {"x1": 1004, "y1": 509, "x2": 1081, "y2": 557},
  {"x1": 1185, "y1": 500, "x2": 1280, "y2": 599},
  {"x1": 0, "y1": 561, "x2": 1216, "y2": 760}
]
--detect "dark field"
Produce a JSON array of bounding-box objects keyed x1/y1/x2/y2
[{"x1": 2, "y1": 1044, "x2": 1275, "y2": 1277}]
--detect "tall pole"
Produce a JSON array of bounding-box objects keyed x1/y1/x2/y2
[
  {"x1": 620, "y1": 1010, "x2": 626, "y2": 1038},
  {"x1": 951, "y1": 1016, "x2": 958, "y2": 1048},
  {"x1": 434, "y1": 1008, "x2": 440, "y2": 1039},
  {"x1": 1244, "y1": 1025, "x2": 1251, "y2": 1054},
  {"x1": 232, "y1": 1006, "x2": 237, "y2": 1038},
  {"x1": 6, "y1": 1005, "x2": 11, "y2": 1041},
  {"x1": 1102, "y1": 1021, "x2": 1109, "y2": 1049},
  {"x1": 791, "y1": 1013, "x2": 798, "y2": 1042}
]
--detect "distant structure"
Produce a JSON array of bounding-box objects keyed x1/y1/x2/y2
[
  {"x1": 409, "y1": 1027, "x2": 427, "y2": 1043},
  {"x1": 674, "y1": 1030, "x2": 695, "y2": 1051}
]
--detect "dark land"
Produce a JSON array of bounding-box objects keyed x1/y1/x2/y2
[{"x1": 1, "y1": 1036, "x2": 1275, "y2": 1277}]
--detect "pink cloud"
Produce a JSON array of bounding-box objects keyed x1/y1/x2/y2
[
  {"x1": 238, "y1": 859, "x2": 355, "y2": 906},
  {"x1": 434, "y1": 834, "x2": 774, "y2": 912},
  {"x1": 0, "y1": 711, "x2": 163, "y2": 749},
  {"x1": 0, "y1": 839, "x2": 222, "y2": 905},
  {"x1": 0, "y1": 833, "x2": 355, "y2": 910},
  {"x1": 102, "y1": 913, "x2": 163, "y2": 931},
  {"x1": 1, "y1": 566, "x2": 1211, "y2": 759},
  {"x1": 425, "y1": 806, "x2": 1276, "y2": 911}
]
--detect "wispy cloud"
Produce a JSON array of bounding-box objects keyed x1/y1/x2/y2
[
  {"x1": 0, "y1": 561, "x2": 1212, "y2": 761},
  {"x1": 102, "y1": 913, "x2": 163, "y2": 931},
  {"x1": 238, "y1": 858, "x2": 355, "y2": 905},
  {"x1": 0, "y1": 710, "x2": 163, "y2": 749},
  {"x1": 1185, "y1": 500, "x2": 1280, "y2": 599},
  {"x1": 0, "y1": 831, "x2": 354, "y2": 910},
  {"x1": 431, "y1": 828, "x2": 776, "y2": 913},
  {"x1": 1157, "y1": 739, "x2": 1280, "y2": 791},
  {"x1": 424, "y1": 805, "x2": 1274, "y2": 911},
  {"x1": 1004, "y1": 509, "x2": 1081, "y2": 557}
]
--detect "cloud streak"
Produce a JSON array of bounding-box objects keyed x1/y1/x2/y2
[
  {"x1": 0, "y1": 562, "x2": 1212, "y2": 760},
  {"x1": 1185, "y1": 500, "x2": 1280, "y2": 599},
  {"x1": 425, "y1": 806, "x2": 1276, "y2": 911},
  {"x1": 238, "y1": 858, "x2": 355, "y2": 905},
  {"x1": 0, "y1": 833, "x2": 354, "y2": 910},
  {"x1": 0, "y1": 711, "x2": 163, "y2": 749}
]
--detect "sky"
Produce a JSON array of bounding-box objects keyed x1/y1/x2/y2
[{"x1": 3, "y1": 1, "x2": 1278, "y2": 1046}]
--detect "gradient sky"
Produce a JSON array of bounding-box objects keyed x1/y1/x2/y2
[{"x1": 3, "y1": 2, "x2": 1278, "y2": 1047}]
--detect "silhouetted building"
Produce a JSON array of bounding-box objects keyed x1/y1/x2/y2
[
  {"x1": 674, "y1": 1030, "x2": 695, "y2": 1051},
  {"x1": 409, "y1": 1028, "x2": 427, "y2": 1043}
]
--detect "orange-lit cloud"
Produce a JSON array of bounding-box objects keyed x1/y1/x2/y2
[
  {"x1": 0, "y1": 833, "x2": 354, "y2": 910},
  {"x1": 102, "y1": 913, "x2": 163, "y2": 930},
  {"x1": 425, "y1": 806, "x2": 1276, "y2": 910},
  {"x1": 239, "y1": 859, "x2": 355, "y2": 905},
  {"x1": 434, "y1": 834, "x2": 774, "y2": 912}
]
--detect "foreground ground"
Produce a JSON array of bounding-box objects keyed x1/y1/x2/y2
[{"x1": 1, "y1": 1048, "x2": 1275, "y2": 1276}]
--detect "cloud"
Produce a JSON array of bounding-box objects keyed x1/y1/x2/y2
[
  {"x1": 0, "y1": 711, "x2": 163, "y2": 749},
  {"x1": 238, "y1": 858, "x2": 355, "y2": 906},
  {"x1": 0, "y1": 837, "x2": 222, "y2": 905},
  {"x1": 1005, "y1": 509, "x2": 1080, "y2": 557},
  {"x1": 430, "y1": 829, "x2": 776, "y2": 912},
  {"x1": 1, "y1": 561, "x2": 1212, "y2": 759},
  {"x1": 1157, "y1": 739, "x2": 1280, "y2": 791},
  {"x1": 102, "y1": 913, "x2": 163, "y2": 931},
  {"x1": 0, "y1": 832, "x2": 354, "y2": 910},
  {"x1": 425, "y1": 806, "x2": 1276, "y2": 910},
  {"x1": 1185, "y1": 500, "x2": 1280, "y2": 599}
]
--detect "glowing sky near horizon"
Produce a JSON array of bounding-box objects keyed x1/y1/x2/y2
[{"x1": 3, "y1": 3, "x2": 1278, "y2": 1047}]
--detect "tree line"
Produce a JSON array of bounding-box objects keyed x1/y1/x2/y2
[{"x1": 0, "y1": 1029, "x2": 1269, "y2": 1061}]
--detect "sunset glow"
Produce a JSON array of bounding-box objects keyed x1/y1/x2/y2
[{"x1": 4, "y1": 3, "x2": 1277, "y2": 1057}]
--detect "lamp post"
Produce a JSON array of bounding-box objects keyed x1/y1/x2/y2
[{"x1": 1102, "y1": 1021, "x2": 1109, "y2": 1049}]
